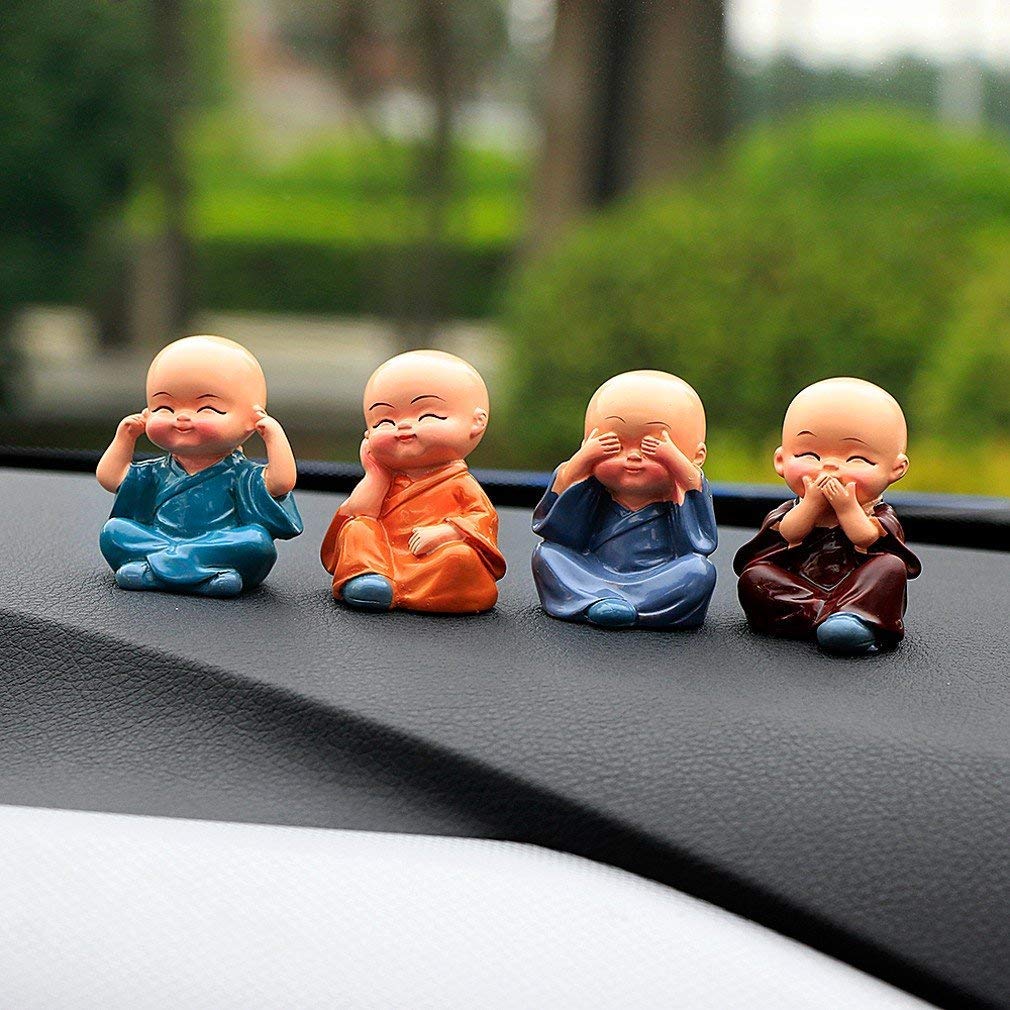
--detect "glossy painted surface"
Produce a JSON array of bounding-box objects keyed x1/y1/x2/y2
[
  {"x1": 96, "y1": 335, "x2": 302, "y2": 596},
  {"x1": 531, "y1": 370, "x2": 718, "y2": 630},
  {"x1": 735, "y1": 378, "x2": 918, "y2": 650},
  {"x1": 322, "y1": 350, "x2": 505, "y2": 613}
]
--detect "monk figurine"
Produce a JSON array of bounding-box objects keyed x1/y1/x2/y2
[
  {"x1": 97, "y1": 335, "x2": 303, "y2": 597},
  {"x1": 734, "y1": 377, "x2": 921, "y2": 655},
  {"x1": 531, "y1": 370, "x2": 717, "y2": 630},
  {"x1": 321, "y1": 350, "x2": 505, "y2": 614}
]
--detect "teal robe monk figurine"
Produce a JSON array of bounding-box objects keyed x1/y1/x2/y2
[
  {"x1": 531, "y1": 371, "x2": 717, "y2": 630},
  {"x1": 96, "y1": 335, "x2": 302, "y2": 597}
]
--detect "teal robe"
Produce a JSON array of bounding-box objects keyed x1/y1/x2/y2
[{"x1": 100, "y1": 451, "x2": 302, "y2": 593}]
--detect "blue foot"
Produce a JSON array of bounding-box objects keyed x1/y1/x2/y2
[
  {"x1": 585, "y1": 598, "x2": 637, "y2": 629},
  {"x1": 193, "y1": 569, "x2": 244, "y2": 598},
  {"x1": 114, "y1": 561, "x2": 159, "y2": 592},
  {"x1": 342, "y1": 573, "x2": 394, "y2": 612},
  {"x1": 816, "y1": 613, "x2": 879, "y2": 656}
]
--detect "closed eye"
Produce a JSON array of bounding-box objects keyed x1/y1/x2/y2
[
  {"x1": 418, "y1": 413, "x2": 448, "y2": 422},
  {"x1": 846, "y1": 455, "x2": 875, "y2": 465},
  {"x1": 372, "y1": 419, "x2": 395, "y2": 428},
  {"x1": 197, "y1": 405, "x2": 226, "y2": 415},
  {"x1": 151, "y1": 405, "x2": 174, "y2": 414},
  {"x1": 794, "y1": 451, "x2": 820, "y2": 460}
]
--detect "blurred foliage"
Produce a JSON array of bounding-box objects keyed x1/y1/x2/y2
[
  {"x1": 504, "y1": 107, "x2": 1010, "y2": 492},
  {"x1": 276, "y1": 0, "x2": 511, "y2": 330},
  {"x1": 0, "y1": 0, "x2": 156, "y2": 308},
  {"x1": 127, "y1": 120, "x2": 527, "y2": 317},
  {"x1": 917, "y1": 237, "x2": 1010, "y2": 436},
  {"x1": 731, "y1": 55, "x2": 1010, "y2": 136},
  {"x1": 0, "y1": 0, "x2": 226, "y2": 362},
  {"x1": 279, "y1": 0, "x2": 509, "y2": 107}
]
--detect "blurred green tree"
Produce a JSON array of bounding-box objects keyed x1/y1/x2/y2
[
  {"x1": 0, "y1": 0, "x2": 227, "y2": 399},
  {"x1": 529, "y1": 0, "x2": 727, "y2": 253},
  {"x1": 917, "y1": 236, "x2": 1010, "y2": 436},
  {"x1": 127, "y1": 0, "x2": 228, "y2": 351},
  {"x1": 504, "y1": 108, "x2": 1010, "y2": 475},
  {"x1": 0, "y1": 0, "x2": 156, "y2": 394},
  {"x1": 279, "y1": 0, "x2": 509, "y2": 342},
  {"x1": 730, "y1": 55, "x2": 1010, "y2": 138}
]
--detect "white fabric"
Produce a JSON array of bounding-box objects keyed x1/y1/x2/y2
[{"x1": 0, "y1": 804, "x2": 927, "y2": 1009}]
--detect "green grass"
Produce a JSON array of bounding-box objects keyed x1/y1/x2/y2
[{"x1": 131, "y1": 117, "x2": 530, "y2": 249}]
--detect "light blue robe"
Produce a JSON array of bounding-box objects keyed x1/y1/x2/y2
[
  {"x1": 532, "y1": 469, "x2": 718, "y2": 629},
  {"x1": 100, "y1": 451, "x2": 302, "y2": 593}
]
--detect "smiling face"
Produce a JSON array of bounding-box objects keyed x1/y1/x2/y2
[
  {"x1": 363, "y1": 350, "x2": 489, "y2": 474},
  {"x1": 145, "y1": 336, "x2": 266, "y2": 459},
  {"x1": 775, "y1": 377, "x2": 909, "y2": 505},
  {"x1": 585, "y1": 371, "x2": 706, "y2": 502}
]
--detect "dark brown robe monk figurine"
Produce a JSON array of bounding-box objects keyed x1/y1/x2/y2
[{"x1": 734, "y1": 378, "x2": 921, "y2": 656}]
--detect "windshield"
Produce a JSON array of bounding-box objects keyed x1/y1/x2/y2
[{"x1": 2, "y1": 0, "x2": 1007, "y2": 495}]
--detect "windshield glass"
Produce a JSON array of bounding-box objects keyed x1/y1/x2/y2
[{"x1": 2, "y1": 0, "x2": 1007, "y2": 495}]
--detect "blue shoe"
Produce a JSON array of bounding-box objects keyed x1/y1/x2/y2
[
  {"x1": 585, "y1": 598, "x2": 637, "y2": 629},
  {"x1": 816, "y1": 613, "x2": 879, "y2": 656},
  {"x1": 194, "y1": 569, "x2": 244, "y2": 598},
  {"x1": 342, "y1": 573, "x2": 394, "y2": 612},
  {"x1": 114, "y1": 561, "x2": 159, "y2": 591}
]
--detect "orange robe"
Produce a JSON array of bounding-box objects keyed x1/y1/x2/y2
[{"x1": 321, "y1": 461, "x2": 506, "y2": 613}]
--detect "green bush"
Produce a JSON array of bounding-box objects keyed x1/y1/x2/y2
[
  {"x1": 916, "y1": 234, "x2": 1010, "y2": 435},
  {"x1": 0, "y1": 0, "x2": 155, "y2": 400},
  {"x1": 194, "y1": 238, "x2": 511, "y2": 319},
  {"x1": 503, "y1": 108, "x2": 1010, "y2": 473},
  {"x1": 131, "y1": 124, "x2": 527, "y2": 319}
]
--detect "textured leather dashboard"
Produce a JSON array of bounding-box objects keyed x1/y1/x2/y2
[{"x1": 1, "y1": 467, "x2": 1009, "y2": 1009}]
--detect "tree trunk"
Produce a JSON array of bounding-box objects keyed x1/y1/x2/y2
[
  {"x1": 396, "y1": 0, "x2": 456, "y2": 349},
  {"x1": 528, "y1": 0, "x2": 727, "y2": 254},
  {"x1": 526, "y1": 0, "x2": 607, "y2": 253},
  {"x1": 623, "y1": 0, "x2": 727, "y2": 191},
  {"x1": 130, "y1": 0, "x2": 194, "y2": 351}
]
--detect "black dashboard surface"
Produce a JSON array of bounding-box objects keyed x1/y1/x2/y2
[{"x1": 2, "y1": 467, "x2": 1009, "y2": 1009}]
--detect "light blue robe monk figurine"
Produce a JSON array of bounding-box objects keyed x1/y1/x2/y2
[
  {"x1": 97, "y1": 335, "x2": 302, "y2": 597},
  {"x1": 531, "y1": 371, "x2": 717, "y2": 630}
]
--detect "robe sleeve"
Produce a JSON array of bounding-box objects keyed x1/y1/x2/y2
[
  {"x1": 108, "y1": 460, "x2": 159, "y2": 523},
  {"x1": 732, "y1": 501, "x2": 795, "y2": 575},
  {"x1": 235, "y1": 461, "x2": 303, "y2": 540},
  {"x1": 672, "y1": 474, "x2": 718, "y2": 557},
  {"x1": 868, "y1": 504, "x2": 922, "y2": 578},
  {"x1": 531, "y1": 467, "x2": 601, "y2": 550},
  {"x1": 443, "y1": 475, "x2": 507, "y2": 580},
  {"x1": 320, "y1": 510, "x2": 348, "y2": 574}
]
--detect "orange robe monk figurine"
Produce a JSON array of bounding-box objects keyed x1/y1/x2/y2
[{"x1": 321, "y1": 350, "x2": 505, "y2": 614}]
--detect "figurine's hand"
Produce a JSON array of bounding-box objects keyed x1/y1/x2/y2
[
  {"x1": 799, "y1": 474, "x2": 829, "y2": 509},
  {"x1": 117, "y1": 409, "x2": 150, "y2": 442},
  {"x1": 820, "y1": 477, "x2": 860, "y2": 514},
  {"x1": 359, "y1": 437, "x2": 393, "y2": 481},
  {"x1": 553, "y1": 428, "x2": 621, "y2": 493},
  {"x1": 575, "y1": 427, "x2": 622, "y2": 467},
  {"x1": 408, "y1": 523, "x2": 460, "y2": 556},
  {"x1": 640, "y1": 429, "x2": 681, "y2": 467},
  {"x1": 252, "y1": 405, "x2": 285, "y2": 441}
]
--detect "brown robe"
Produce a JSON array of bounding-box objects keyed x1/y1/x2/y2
[
  {"x1": 321, "y1": 461, "x2": 506, "y2": 614},
  {"x1": 733, "y1": 500, "x2": 921, "y2": 642}
]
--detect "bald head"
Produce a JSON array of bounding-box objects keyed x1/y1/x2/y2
[
  {"x1": 784, "y1": 377, "x2": 906, "y2": 456},
  {"x1": 775, "y1": 377, "x2": 909, "y2": 503},
  {"x1": 364, "y1": 350, "x2": 488, "y2": 417},
  {"x1": 362, "y1": 350, "x2": 491, "y2": 472},
  {"x1": 148, "y1": 335, "x2": 267, "y2": 407},
  {"x1": 586, "y1": 370, "x2": 706, "y2": 451}
]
